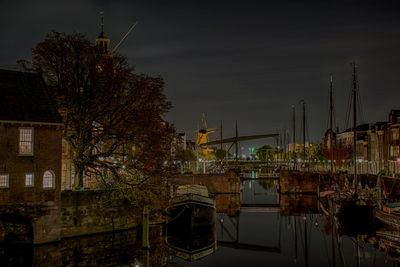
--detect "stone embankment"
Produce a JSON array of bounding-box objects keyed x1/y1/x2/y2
[{"x1": 61, "y1": 190, "x2": 138, "y2": 239}]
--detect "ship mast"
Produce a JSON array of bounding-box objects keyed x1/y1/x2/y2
[
  {"x1": 292, "y1": 105, "x2": 296, "y2": 170},
  {"x1": 352, "y1": 62, "x2": 358, "y2": 197},
  {"x1": 235, "y1": 120, "x2": 238, "y2": 165},
  {"x1": 329, "y1": 74, "x2": 334, "y2": 176},
  {"x1": 220, "y1": 120, "x2": 223, "y2": 150},
  {"x1": 300, "y1": 100, "x2": 306, "y2": 168}
]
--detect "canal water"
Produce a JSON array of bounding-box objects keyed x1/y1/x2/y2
[{"x1": 1, "y1": 178, "x2": 398, "y2": 266}]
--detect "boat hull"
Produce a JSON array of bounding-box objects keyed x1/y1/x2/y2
[
  {"x1": 166, "y1": 193, "x2": 216, "y2": 261},
  {"x1": 168, "y1": 193, "x2": 216, "y2": 226},
  {"x1": 376, "y1": 210, "x2": 400, "y2": 231}
]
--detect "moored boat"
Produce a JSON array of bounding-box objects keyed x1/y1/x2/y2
[
  {"x1": 376, "y1": 203, "x2": 400, "y2": 230},
  {"x1": 166, "y1": 184, "x2": 217, "y2": 261},
  {"x1": 167, "y1": 185, "x2": 216, "y2": 226}
]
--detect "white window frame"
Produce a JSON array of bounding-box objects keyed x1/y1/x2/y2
[
  {"x1": 19, "y1": 127, "x2": 34, "y2": 155},
  {"x1": 25, "y1": 173, "x2": 34, "y2": 187},
  {"x1": 43, "y1": 170, "x2": 55, "y2": 189},
  {"x1": 0, "y1": 174, "x2": 9, "y2": 188}
]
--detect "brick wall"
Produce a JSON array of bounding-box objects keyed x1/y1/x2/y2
[{"x1": 0, "y1": 123, "x2": 62, "y2": 204}]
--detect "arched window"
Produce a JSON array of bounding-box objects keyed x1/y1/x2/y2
[{"x1": 43, "y1": 170, "x2": 55, "y2": 188}]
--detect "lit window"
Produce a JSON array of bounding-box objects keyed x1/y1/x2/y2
[
  {"x1": 71, "y1": 165, "x2": 75, "y2": 186},
  {"x1": 62, "y1": 163, "x2": 67, "y2": 185},
  {"x1": 19, "y1": 128, "x2": 33, "y2": 155},
  {"x1": 25, "y1": 173, "x2": 34, "y2": 187},
  {"x1": 43, "y1": 170, "x2": 54, "y2": 188},
  {"x1": 0, "y1": 174, "x2": 9, "y2": 188},
  {"x1": 393, "y1": 130, "x2": 399, "y2": 141}
]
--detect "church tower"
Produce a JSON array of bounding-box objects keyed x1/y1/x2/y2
[{"x1": 95, "y1": 11, "x2": 110, "y2": 54}]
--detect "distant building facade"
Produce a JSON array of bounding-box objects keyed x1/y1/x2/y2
[{"x1": 324, "y1": 110, "x2": 400, "y2": 175}]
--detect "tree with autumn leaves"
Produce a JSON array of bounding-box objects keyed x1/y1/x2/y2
[
  {"x1": 322, "y1": 140, "x2": 352, "y2": 168},
  {"x1": 19, "y1": 31, "x2": 176, "y2": 190}
]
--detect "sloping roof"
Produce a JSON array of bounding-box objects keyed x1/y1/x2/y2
[
  {"x1": 341, "y1": 123, "x2": 372, "y2": 134},
  {"x1": 0, "y1": 69, "x2": 62, "y2": 124}
]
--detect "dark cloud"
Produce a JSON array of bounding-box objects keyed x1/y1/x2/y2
[{"x1": 1, "y1": 0, "x2": 400, "y2": 152}]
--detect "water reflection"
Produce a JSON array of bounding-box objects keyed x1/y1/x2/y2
[
  {"x1": 2, "y1": 177, "x2": 400, "y2": 266},
  {"x1": 0, "y1": 230, "x2": 142, "y2": 266}
]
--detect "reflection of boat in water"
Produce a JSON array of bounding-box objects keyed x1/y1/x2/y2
[
  {"x1": 166, "y1": 185, "x2": 217, "y2": 261},
  {"x1": 337, "y1": 200, "x2": 374, "y2": 236},
  {"x1": 376, "y1": 203, "x2": 400, "y2": 231}
]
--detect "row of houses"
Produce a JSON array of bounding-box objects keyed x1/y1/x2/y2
[{"x1": 326, "y1": 110, "x2": 400, "y2": 175}]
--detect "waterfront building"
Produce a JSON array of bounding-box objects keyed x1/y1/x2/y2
[
  {"x1": 386, "y1": 110, "x2": 400, "y2": 174},
  {"x1": 321, "y1": 110, "x2": 400, "y2": 175},
  {"x1": 286, "y1": 142, "x2": 312, "y2": 153},
  {"x1": 0, "y1": 69, "x2": 63, "y2": 204}
]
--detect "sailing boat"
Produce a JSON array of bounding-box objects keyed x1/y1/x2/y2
[
  {"x1": 318, "y1": 63, "x2": 374, "y2": 235},
  {"x1": 318, "y1": 74, "x2": 337, "y2": 200},
  {"x1": 336, "y1": 62, "x2": 374, "y2": 235}
]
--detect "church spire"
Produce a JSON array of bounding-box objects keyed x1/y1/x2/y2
[{"x1": 95, "y1": 11, "x2": 110, "y2": 54}]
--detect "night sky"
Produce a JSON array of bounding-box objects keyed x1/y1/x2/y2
[{"x1": 1, "y1": 0, "x2": 400, "y2": 153}]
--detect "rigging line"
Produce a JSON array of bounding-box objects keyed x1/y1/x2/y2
[
  {"x1": 356, "y1": 89, "x2": 365, "y2": 124},
  {"x1": 332, "y1": 94, "x2": 338, "y2": 133},
  {"x1": 326, "y1": 90, "x2": 331, "y2": 131},
  {"x1": 305, "y1": 104, "x2": 310, "y2": 143},
  {"x1": 333, "y1": 108, "x2": 338, "y2": 133},
  {"x1": 355, "y1": 66, "x2": 366, "y2": 125},
  {"x1": 344, "y1": 86, "x2": 352, "y2": 130}
]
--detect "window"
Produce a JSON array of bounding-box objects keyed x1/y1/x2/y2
[
  {"x1": 19, "y1": 128, "x2": 33, "y2": 155},
  {"x1": 25, "y1": 173, "x2": 34, "y2": 187},
  {"x1": 391, "y1": 146, "x2": 400, "y2": 158},
  {"x1": 43, "y1": 170, "x2": 55, "y2": 188},
  {"x1": 393, "y1": 130, "x2": 399, "y2": 141},
  {"x1": 0, "y1": 174, "x2": 9, "y2": 188},
  {"x1": 62, "y1": 163, "x2": 67, "y2": 185},
  {"x1": 71, "y1": 165, "x2": 75, "y2": 187}
]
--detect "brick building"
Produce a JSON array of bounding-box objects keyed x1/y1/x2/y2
[{"x1": 0, "y1": 69, "x2": 63, "y2": 204}]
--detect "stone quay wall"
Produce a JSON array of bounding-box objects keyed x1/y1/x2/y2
[
  {"x1": 60, "y1": 190, "x2": 138, "y2": 239},
  {"x1": 2, "y1": 172, "x2": 241, "y2": 244},
  {"x1": 279, "y1": 170, "x2": 325, "y2": 194},
  {"x1": 168, "y1": 171, "x2": 240, "y2": 194},
  {"x1": 0, "y1": 202, "x2": 60, "y2": 245},
  {"x1": 0, "y1": 189, "x2": 140, "y2": 244}
]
